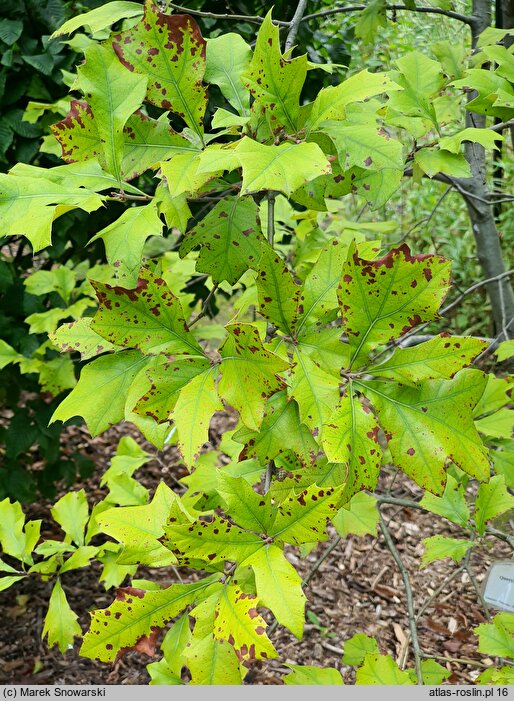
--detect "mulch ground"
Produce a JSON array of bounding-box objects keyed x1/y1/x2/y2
[{"x1": 0, "y1": 418, "x2": 512, "y2": 686}]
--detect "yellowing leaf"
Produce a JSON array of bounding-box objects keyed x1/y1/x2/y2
[
  {"x1": 51, "y1": 350, "x2": 148, "y2": 436},
  {"x1": 51, "y1": 490, "x2": 89, "y2": 546},
  {"x1": 287, "y1": 349, "x2": 340, "y2": 431},
  {"x1": 133, "y1": 355, "x2": 210, "y2": 423},
  {"x1": 219, "y1": 324, "x2": 288, "y2": 431},
  {"x1": 251, "y1": 544, "x2": 306, "y2": 639},
  {"x1": 164, "y1": 515, "x2": 263, "y2": 567},
  {"x1": 269, "y1": 483, "x2": 342, "y2": 545},
  {"x1": 304, "y1": 69, "x2": 400, "y2": 133},
  {"x1": 91, "y1": 268, "x2": 202, "y2": 356},
  {"x1": 214, "y1": 584, "x2": 277, "y2": 662},
  {"x1": 475, "y1": 475, "x2": 514, "y2": 535},
  {"x1": 81, "y1": 576, "x2": 219, "y2": 662},
  {"x1": 43, "y1": 580, "x2": 82, "y2": 654},
  {"x1": 51, "y1": 2, "x2": 143, "y2": 38},
  {"x1": 361, "y1": 370, "x2": 490, "y2": 494},
  {"x1": 170, "y1": 367, "x2": 223, "y2": 467},
  {"x1": 339, "y1": 242, "x2": 451, "y2": 367},
  {"x1": 96, "y1": 482, "x2": 177, "y2": 566},
  {"x1": 236, "y1": 138, "x2": 331, "y2": 196},
  {"x1": 205, "y1": 33, "x2": 251, "y2": 116},
  {"x1": 76, "y1": 43, "x2": 147, "y2": 182},
  {"x1": 255, "y1": 244, "x2": 300, "y2": 334},
  {"x1": 185, "y1": 634, "x2": 243, "y2": 685},
  {"x1": 89, "y1": 203, "x2": 163, "y2": 287},
  {"x1": 284, "y1": 664, "x2": 344, "y2": 685},
  {"x1": 50, "y1": 317, "x2": 120, "y2": 361},
  {"x1": 242, "y1": 12, "x2": 307, "y2": 134},
  {"x1": 0, "y1": 173, "x2": 104, "y2": 251},
  {"x1": 369, "y1": 335, "x2": 487, "y2": 385},
  {"x1": 420, "y1": 535, "x2": 474, "y2": 568},
  {"x1": 234, "y1": 391, "x2": 319, "y2": 467},
  {"x1": 322, "y1": 393, "x2": 382, "y2": 502}
]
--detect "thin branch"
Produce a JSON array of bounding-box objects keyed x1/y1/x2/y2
[
  {"x1": 440, "y1": 269, "x2": 514, "y2": 317},
  {"x1": 473, "y1": 315, "x2": 514, "y2": 361},
  {"x1": 166, "y1": 3, "x2": 289, "y2": 25},
  {"x1": 188, "y1": 283, "x2": 219, "y2": 327},
  {"x1": 267, "y1": 191, "x2": 277, "y2": 246},
  {"x1": 464, "y1": 550, "x2": 491, "y2": 621},
  {"x1": 416, "y1": 565, "x2": 466, "y2": 622},
  {"x1": 303, "y1": 536, "x2": 342, "y2": 587},
  {"x1": 264, "y1": 461, "x2": 274, "y2": 493},
  {"x1": 378, "y1": 511, "x2": 423, "y2": 684},
  {"x1": 301, "y1": 4, "x2": 477, "y2": 27},
  {"x1": 285, "y1": 0, "x2": 309, "y2": 52},
  {"x1": 420, "y1": 652, "x2": 495, "y2": 669},
  {"x1": 110, "y1": 191, "x2": 153, "y2": 202},
  {"x1": 489, "y1": 118, "x2": 514, "y2": 133}
]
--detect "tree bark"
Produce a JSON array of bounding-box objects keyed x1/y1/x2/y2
[{"x1": 461, "y1": 0, "x2": 514, "y2": 340}]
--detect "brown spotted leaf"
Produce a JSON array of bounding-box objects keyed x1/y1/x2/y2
[
  {"x1": 163, "y1": 514, "x2": 263, "y2": 568},
  {"x1": 368, "y1": 334, "x2": 488, "y2": 385},
  {"x1": 214, "y1": 585, "x2": 277, "y2": 662},
  {"x1": 51, "y1": 100, "x2": 104, "y2": 166},
  {"x1": 267, "y1": 483, "x2": 344, "y2": 545},
  {"x1": 112, "y1": 2, "x2": 207, "y2": 137},
  {"x1": 80, "y1": 576, "x2": 219, "y2": 663},
  {"x1": 321, "y1": 392, "x2": 382, "y2": 502},
  {"x1": 233, "y1": 391, "x2": 319, "y2": 467},
  {"x1": 255, "y1": 243, "x2": 301, "y2": 334},
  {"x1": 219, "y1": 324, "x2": 289, "y2": 431},
  {"x1": 338, "y1": 242, "x2": 451, "y2": 368},
  {"x1": 170, "y1": 366, "x2": 223, "y2": 467},
  {"x1": 90, "y1": 268, "x2": 203, "y2": 356},
  {"x1": 360, "y1": 368, "x2": 490, "y2": 494},
  {"x1": 179, "y1": 196, "x2": 265, "y2": 285},
  {"x1": 132, "y1": 354, "x2": 210, "y2": 423},
  {"x1": 241, "y1": 12, "x2": 307, "y2": 134},
  {"x1": 121, "y1": 110, "x2": 199, "y2": 181},
  {"x1": 287, "y1": 348, "x2": 340, "y2": 431},
  {"x1": 50, "y1": 317, "x2": 120, "y2": 361},
  {"x1": 75, "y1": 43, "x2": 147, "y2": 182}
]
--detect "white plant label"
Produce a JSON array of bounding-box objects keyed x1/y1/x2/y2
[{"x1": 483, "y1": 561, "x2": 514, "y2": 613}]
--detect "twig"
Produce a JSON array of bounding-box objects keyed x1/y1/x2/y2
[
  {"x1": 392, "y1": 186, "x2": 452, "y2": 246},
  {"x1": 264, "y1": 461, "x2": 274, "y2": 494},
  {"x1": 303, "y1": 536, "x2": 342, "y2": 587},
  {"x1": 166, "y1": 3, "x2": 289, "y2": 25},
  {"x1": 420, "y1": 652, "x2": 493, "y2": 669},
  {"x1": 463, "y1": 550, "x2": 491, "y2": 621},
  {"x1": 301, "y1": 4, "x2": 477, "y2": 27},
  {"x1": 285, "y1": 0, "x2": 309, "y2": 52},
  {"x1": 188, "y1": 283, "x2": 219, "y2": 327},
  {"x1": 378, "y1": 511, "x2": 423, "y2": 683},
  {"x1": 473, "y1": 315, "x2": 514, "y2": 361},
  {"x1": 440, "y1": 269, "x2": 514, "y2": 317},
  {"x1": 110, "y1": 191, "x2": 153, "y2": 202},
  {"x1": 489, "y1": 118, "x2": 514, "y2": 133},
  {"x1": 416, "y1": 565, "x2": 466, "y2": 621},
  {"x1": 267, "y1": 191, "x2": 276, "y2": 246}
]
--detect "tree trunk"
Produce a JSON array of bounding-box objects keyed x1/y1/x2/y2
[{"x1": 461, "y1": 0, "x2": 514, "y2": 340}]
